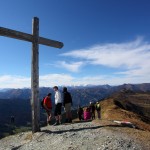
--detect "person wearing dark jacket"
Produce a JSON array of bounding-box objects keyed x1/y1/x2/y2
[
  {"x1": 63, "y1": 87, "x2": 73, "y2": 123},
  {"x1": 77, "y1": 105, "x2": 83, "y2": 121},
  {"x1": 89, "y1": 102, "x2": 95, "y2": 120}
]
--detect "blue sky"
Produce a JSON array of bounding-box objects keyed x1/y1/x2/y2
[{"x1": 0, "y1": 0, "x2": 150, "y2": 88}]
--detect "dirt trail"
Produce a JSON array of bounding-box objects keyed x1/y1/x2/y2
[{"x1": 1, "y1": 121, "x2": 149, "y2": 150}]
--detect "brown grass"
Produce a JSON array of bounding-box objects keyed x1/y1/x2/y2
[{"x1": 99, "y1": 98, "x2": 150, "y2": 131}]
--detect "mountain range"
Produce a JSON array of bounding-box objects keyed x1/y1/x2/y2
[{"x1": 0, "y1": 83, "x2": 150, "y2": 106}]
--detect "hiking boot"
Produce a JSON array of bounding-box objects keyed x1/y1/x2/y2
[
  {"x1": 68, "y1": 119, "x2": 72, "y2": 123},
  {"x1": 53, "y1": 121, "x2": 59, "y2": 126},
  {"x1": 47, "y1": 121, "x2": 51, "y2": 125}
]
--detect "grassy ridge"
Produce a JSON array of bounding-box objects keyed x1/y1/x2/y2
[{"x1": 98, "y1": 91, "x2": 150, "y2": 131}]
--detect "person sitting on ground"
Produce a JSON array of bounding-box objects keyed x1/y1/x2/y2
[
  {"x1": 63, "y1": 87, "x2": 73, "y2": 123},
  {"x1": 77, "y1": 105, "x2": 83, "y2": 121},
  {"x1": 95, "y1": 101, "x2": 101, "y2": 119},
  {"x1": 43, "y1": 93, "x2": 52, "y2": 125}
]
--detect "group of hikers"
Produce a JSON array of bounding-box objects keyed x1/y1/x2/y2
[
  {"x1": 77, "y1": 101, "x2": 101, "y2": 121},
  {"x1": 42, "y1": 86, "x2": 73, "y2": 125},
  {"x1": 42, "y1": 86, "x2": 101, "y2": 126}
]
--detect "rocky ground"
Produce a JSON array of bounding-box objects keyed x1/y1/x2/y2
[{"x1": 0, "y1": 121, "x2": 149, "y2": 150}]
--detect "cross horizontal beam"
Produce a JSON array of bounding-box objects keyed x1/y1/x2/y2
[{"x1": 0, "y1": 27, "x2": 63, "y2": 48}]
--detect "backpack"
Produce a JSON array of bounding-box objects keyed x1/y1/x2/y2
[{"x1": 41, "y1": 97, "x2": 45, "y2": 109}]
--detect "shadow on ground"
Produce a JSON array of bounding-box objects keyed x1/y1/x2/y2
[{"x1": 41, "y1": 122, "x2": 129, "y2": 135}]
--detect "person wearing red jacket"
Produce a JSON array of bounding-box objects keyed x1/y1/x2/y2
[{"x1": 43, "y1": 93, "x2": 52, "y2": 125}]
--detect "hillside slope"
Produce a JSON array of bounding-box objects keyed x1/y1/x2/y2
[{"x1": 97, "y1": 92, "x2": 150, "y2": 131}]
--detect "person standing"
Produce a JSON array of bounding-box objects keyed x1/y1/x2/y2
[
  {"x1": 63, "y1": 87, "x2": 73, "y2": 123},
  {"x1": 95, "y1": 102, "x2": 101, "y2": 119},
  {"x1": 53, "y1": 86, "x2": 62, "y2": 125},
  {"x1": 10, "y1": 116, "x2": 15, "y2": 124},
  {"x1": 43, "y1": 93, "x2": 52, "y2": 125},
  {"x1": 77, "y1": 105, "x2": 83, "y2": 121},
  {"x1": 89, "y1": 102, "x2": 96, "y2": 120}
]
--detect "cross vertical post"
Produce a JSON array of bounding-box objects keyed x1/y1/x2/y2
[{"x1": 31, "y1": 17, "x2": 40, "y2": 132}]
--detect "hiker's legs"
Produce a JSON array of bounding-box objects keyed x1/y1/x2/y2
[
  {"x1": 97, "y1": 110, "x2": 100, "y2": 119},
  {"x1": 78, "y1": 114, "x2": 81, "y2": 121},
  {"x1": 55, "y1": 115, "x2": 58, "y2": 121},
  {"x1": 54, "y1": 108, "x2": 61, "y2": 125},
  {"x1": 68, "y1": 111, "x2": 72, "y2": 122},
  {"x1": 69, "y1": 111, "x2": 72, "y2": 119},
  {"x1": 48, "y1": 114, "x2": 51, "y2": 122},
  {"x1": 57, "y1": 103, "x2": 62, "y2": 124},
  {"x1": 65, "y1": 111, "x2": 70, "y2": 122},
  {"x1": 66, "y1": 112, "x2": 69, "y2": 119},
  {"x1": 90, "y1": 111, "x2": 92, "y2": 119},
  {"x1": 99, "y1": 109, "x2": 101, "y2": 119},
  {"x1": 64, "y1": 103, "x2": 72, "y2": 122},
  {"x1": 93, "y1": 111, "x2": 95, "y2": 119},
  {"x1": 64, "y1": 112, "x2": 69, "y2": 123},
  {"x1": 58, "y1": 115, "x2": 62, "y2": 124},
  {"x1": 91, "y1": 112, "x2": 93, "y2": 119},
  {"x1": 54, "y1": 104, "x2": 59, "y2": 125},
  {"x1": 64, "y1": 106, "x2": 68, "y2": 122},
  {"x1": 53, "y1": 115, "x2": 59, "y2": 126},
  {"x1": 78, "y1": 114, "x2": 80, "y2": 121},
  {"x1": 46, "y1": 110, "x2": 51, "y2": 125}
]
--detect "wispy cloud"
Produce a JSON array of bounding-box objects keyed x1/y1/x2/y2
[
  {"x1": 0, "y1": 74, "x2": 74, "y2": 88},
  {"x1": 56, "y1": 61, "x2": 84, "y2": 72},
  {"x1": 62, "y1": 37, "x2": 150, "y2": 77}
]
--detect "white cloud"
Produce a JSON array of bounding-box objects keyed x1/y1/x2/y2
[
  {"x1": 56, "y1": 61, "x2": 84, "y2": 72},
  {"x1": 0, "y1": 72, "x2": 149, "y2": 89},
  {"x1": 0, "y1": 75, "x2": 30, "y2": 88},
  {"x1": 62, "y1": 37, "x2": 150, "y2": 79},
  {"x1": 0, "y1": 74, "x2": 74, "y2": 88},
  {"x1": 39, "y1": 74, "x2": 74, "y2": 86}
]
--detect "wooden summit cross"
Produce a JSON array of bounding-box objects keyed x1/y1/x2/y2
[{"x1": 0, "y1": 17, "x2": 63, "y2": 133}]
